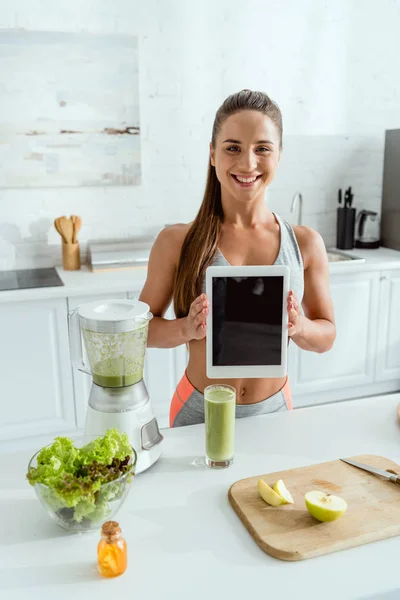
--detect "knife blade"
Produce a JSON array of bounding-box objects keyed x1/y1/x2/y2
[{"x1": 340, "y1": 458, "x2": 400, "y2": 485}]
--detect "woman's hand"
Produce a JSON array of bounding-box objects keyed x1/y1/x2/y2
[
  {"x1": 184, "y1": 293, "x2": 209, "y2": 341},
  {"x1": 287, "y1": 290, "x2": 304, "y2": 338}
]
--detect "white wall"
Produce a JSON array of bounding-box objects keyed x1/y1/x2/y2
[{"x1": 1, "y1": 0, "x2": 400, "y2": 269}]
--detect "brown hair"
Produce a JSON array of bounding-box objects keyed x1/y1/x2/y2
[{"x1": 173, "y1": 89, "x2": 283, "y2": 318}]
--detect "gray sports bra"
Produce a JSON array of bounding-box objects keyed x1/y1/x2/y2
[{"x1": 201, "y1": 213, "x2": 304, "y2": 303}]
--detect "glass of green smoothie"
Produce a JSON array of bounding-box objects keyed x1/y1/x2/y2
[{"x1": 204, "y1": 384, "x2": 236, "y2": 469}]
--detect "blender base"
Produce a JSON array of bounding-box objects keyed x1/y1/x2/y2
[{"x1": 84, "y1": 405, "x2": 163, "y2": 474}]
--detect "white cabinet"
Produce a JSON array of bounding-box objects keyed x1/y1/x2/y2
[
  {"x1": 2, "y1": 261, "x2": 399, "y2": 446},
  {"x1": 376, "y1": 270, "x2": 400, "y2": 383},
  {"x1": 67, "y1": 292, "x2": 128, "y2": 427},
  {"x1": 0, "y1": 298, "x2": 75, "y2": 441},
  {"x1": 290, "y1": 271, "x2": 380, "y2": 407}
]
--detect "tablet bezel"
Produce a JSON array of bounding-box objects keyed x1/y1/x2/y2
[{"x1": 205, "y1": 264, "x2": 290, "y2": 379}]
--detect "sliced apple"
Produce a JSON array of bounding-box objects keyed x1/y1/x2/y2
[
  {"x1": 273, "y1": 479, "x2": 294, "y2": 504},
  {"x1": 258, "y1": 478, "x2": 286, "y2": 506},
  {"x1": 305, "y1": 490, "x2": 348, "y2": 522}
]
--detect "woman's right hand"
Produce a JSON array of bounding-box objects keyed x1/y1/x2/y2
[{"x1": 184, "y1": 293, "x2": 209, "y2": 341}]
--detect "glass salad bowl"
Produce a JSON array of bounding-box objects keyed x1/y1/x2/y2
[{"x1": 26, "y1": 431, "x2": 137, "y2": 532}]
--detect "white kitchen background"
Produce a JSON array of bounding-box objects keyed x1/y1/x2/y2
[
  {"x1": 1, "y1": 0, "x2": 398, "y2": 269},
  {"x1": 1, "y1": 0, "x2": 400, "y2": 447}
]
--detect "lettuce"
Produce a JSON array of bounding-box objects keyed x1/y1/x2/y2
[
  {"x1": 27, "y1": 436, "x2": 80, "y2": 488},
  {"x1": 79, "y1": 428, "x2": 132, "y2": 466},
  {"x1": 27, "y1": 429, "x2": 134, "y2": 525}
]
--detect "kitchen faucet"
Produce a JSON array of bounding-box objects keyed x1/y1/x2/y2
[{"x1": 291, "y1": 192, "x2": 303, "y2": 226}]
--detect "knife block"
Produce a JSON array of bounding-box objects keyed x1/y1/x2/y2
[
  {"x1": 336, "y1": 207, "x2": 356, "y2": 250},
  {"x1": 62, "y1": 242, "x2": 81, "y2": 271}
]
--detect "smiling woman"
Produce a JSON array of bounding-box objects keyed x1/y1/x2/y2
[{"x1": 139, "y1": 89, "x2": 336, "y2": 427}]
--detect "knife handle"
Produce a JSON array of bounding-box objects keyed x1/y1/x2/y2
[{"x1": 386, "y1": 469, "x2": 400, "y2": 485}]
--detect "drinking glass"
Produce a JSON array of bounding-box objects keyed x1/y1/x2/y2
[{"x1": 204, "y1": 384, "x2": 236, "y2": 468}]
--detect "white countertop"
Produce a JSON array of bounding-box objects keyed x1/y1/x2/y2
[
  {"x1": 1, "y1": 246, "x2": 400, "y2": 304},
  {"x1": 327, "y1": 246, "x2": 400, "y2": 273},
  {"x1": 0, "y1": 264, "x2": 148, "y2": 304},
  {"x1": 2, "y1": 392, "x2": 400, "y2": 600},
  {"x1": 0, "y1": 248, "x2": 400, "y2": 304}
]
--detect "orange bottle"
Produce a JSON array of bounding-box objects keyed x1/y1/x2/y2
[{"x1": 97, "y1": 521, "x2": 127, "y2": 578}]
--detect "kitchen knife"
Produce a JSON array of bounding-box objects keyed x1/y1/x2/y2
[
  {"x1": 348, "y1": 186, "x2": 353, "y2": 207},
  {"x1": 340, "y1": 458, "x2": 400, "y2": 485}
]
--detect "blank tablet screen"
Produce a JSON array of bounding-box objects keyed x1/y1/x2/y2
[{"x1": 212, "y1": 275, "x2": 284, "y2": 366}]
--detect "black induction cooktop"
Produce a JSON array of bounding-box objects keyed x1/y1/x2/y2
[{"x1": 0, "y1": 267, "x2": 64, "y2": 291}]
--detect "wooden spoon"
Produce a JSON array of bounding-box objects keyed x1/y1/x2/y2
[
  {"x1": 59, "y1": 216, "x2": 74, "y2": 244},
  {"x1": 72, "y1": 215, "x2": 82, "y2": 244},
  {"x1": 71, "y1": 215, "x2": 76, "y2": 242},
  {"x1": 54, "y1": 218, "x2": 67, "y2": 244}
]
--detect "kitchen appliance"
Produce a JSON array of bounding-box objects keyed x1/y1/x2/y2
[
  {"x1": 68, "y1": 298, "x2": 163, "y2": 474},
  {"x1": 228, "y1": 454, "x2": 400, "y2": 561},
  {"x1": 355, "y1": 209, "x2": 380, "y2": 249},
  {"x1": 381, "y1": 129, "x2": 400, "y2": 251},
  {"x1": 87, "y1": 238, "x2": 153, "y2": 272},
  {"x1": 0, "y1": 267, "x2": 64, "y2": 292},
  {"x1": 340, "y1": 458, "x2": 400, "y2": 485}
]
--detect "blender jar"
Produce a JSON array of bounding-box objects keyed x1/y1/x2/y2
[{"x1": 69, "y1": 299, "x2": 152, "y2": 388}]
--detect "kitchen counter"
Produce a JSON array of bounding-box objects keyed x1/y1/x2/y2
[
  {"x1": 0, "y1": 246, "x2": 400, "y2": 304},
  {"x1": 2, "y1": 392, "x2": 400, "y2": 600},
  {"x1": 0, "y1": 264, "x2": 148, "y2": 303},
  {"x1": 327, "y1": 246, "x2": 400, "y2": 273}
]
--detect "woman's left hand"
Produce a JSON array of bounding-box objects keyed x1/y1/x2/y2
[{"x1": 287, "y1": 290, "x2": 304, "y2": 338}]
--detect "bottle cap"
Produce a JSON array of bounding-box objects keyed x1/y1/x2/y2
[{"x1": 101, "y1": 521, "x2": 121, "y2": 540}]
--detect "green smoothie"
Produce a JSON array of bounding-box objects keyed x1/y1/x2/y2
[
  {"x1": 82, "y1": 321, "x2": 148, "y2": 388},
  {"x1": 204, "y1": 386, "x2": 236, "y2": 464},
  {"x1": 92, "y1": 358, "x2": 143, "y2": 388}
]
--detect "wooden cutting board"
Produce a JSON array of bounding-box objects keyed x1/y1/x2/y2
[{"x1": 228, "y1": 454, "x2": 400, "y2": 561}]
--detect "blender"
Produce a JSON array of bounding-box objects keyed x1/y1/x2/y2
[{"x1": 68, "y1": 298, "x2": 163, "y2": 474}]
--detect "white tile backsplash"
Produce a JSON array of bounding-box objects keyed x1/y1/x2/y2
[{"x1": 269, "y1": 135, "x2": 385, "y2": 247}]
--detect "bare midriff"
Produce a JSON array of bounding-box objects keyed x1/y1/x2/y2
[{"x1": 186, "y1": 338, "x2": 286, "y2": 405}]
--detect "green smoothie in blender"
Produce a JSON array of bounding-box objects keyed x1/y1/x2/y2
[
  {"x1": 91, "y1": 358, "x2": 143, "y2": 387},
  {"x1": 82, "y1": 321, "x2": 148, "y2": 388}
]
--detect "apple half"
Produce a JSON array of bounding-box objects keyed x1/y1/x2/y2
[{"x1": 305, "y1": 490, "x2": 348, "y2": 522}]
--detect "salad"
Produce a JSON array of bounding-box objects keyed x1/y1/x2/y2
[{"x1": 26, "y1": 429, "x2": 134, "y2": 528}]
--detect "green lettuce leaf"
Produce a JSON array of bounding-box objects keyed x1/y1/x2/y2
[
  {"x1": 78, "y1": 428, "x2": 132, "y2": 466},
  {"x1": 27, "y1": 436, "x2": 79, "y2": 488}
]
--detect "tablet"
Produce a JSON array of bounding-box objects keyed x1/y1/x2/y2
[{"x1": 205, "y1": 265, "x2": 290, "y2": 379}]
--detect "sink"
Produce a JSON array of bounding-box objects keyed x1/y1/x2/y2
[{"x1": 326, "y1": 249, "x2": 366, "y2": 264}]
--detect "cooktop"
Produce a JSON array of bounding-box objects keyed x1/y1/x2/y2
[{"x1": 0, "y1": 267, "x2": 64, "y2": 291}]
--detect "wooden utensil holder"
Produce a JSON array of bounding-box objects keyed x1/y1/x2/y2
[{"x1": 62, "y1": 242, "x2": 81, "y2": 271}]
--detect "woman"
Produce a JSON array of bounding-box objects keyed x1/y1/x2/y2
[{"x1": 139, "y1": 89, "x2": 336, "y2": 427}]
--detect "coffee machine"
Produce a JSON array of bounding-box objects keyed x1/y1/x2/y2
[{"x1": 68, "y1": 299, "x2": 163, "y2": 474}]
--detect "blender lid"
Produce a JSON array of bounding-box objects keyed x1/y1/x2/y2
[{"x1": 78, "y1": 299, "x2": 151, "y2": 333}]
